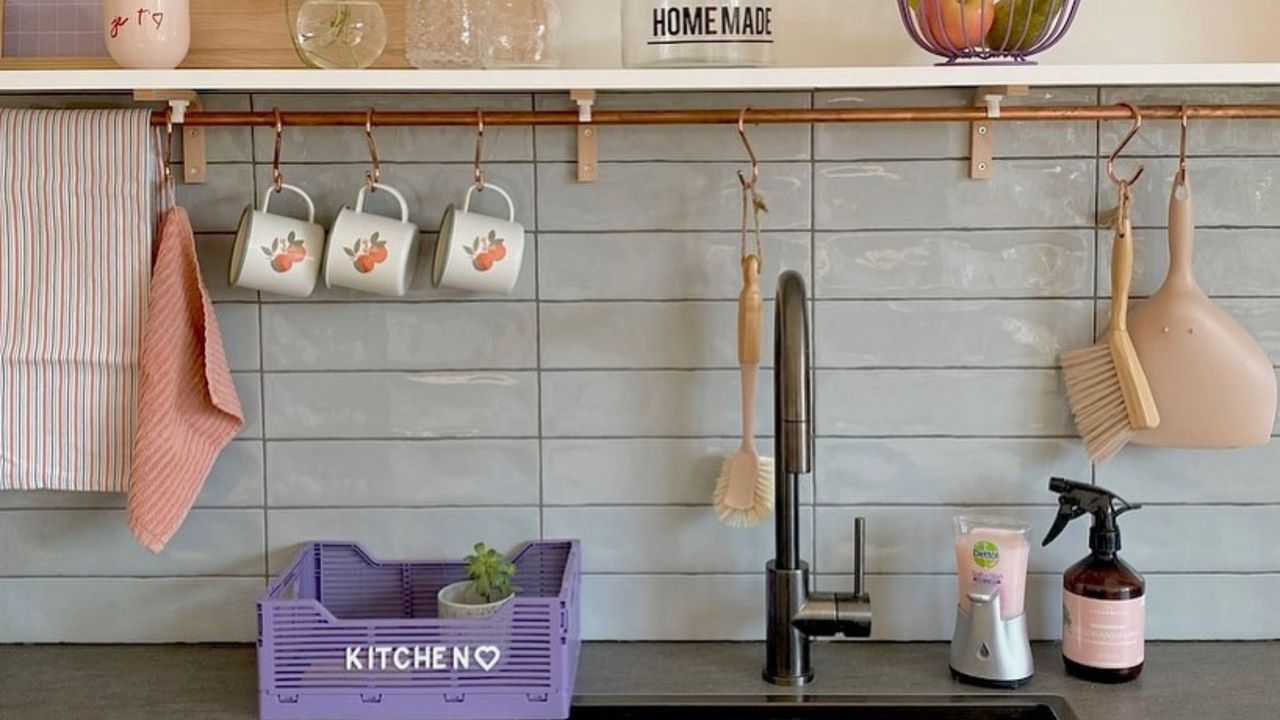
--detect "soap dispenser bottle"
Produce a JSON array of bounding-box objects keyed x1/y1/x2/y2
[{"x1": 1043, "y1": 477, "x2": 1145, "y2": 683}]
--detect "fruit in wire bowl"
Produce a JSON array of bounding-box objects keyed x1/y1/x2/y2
[{"x1": 902, "y1": 0, "x2": 1078, "y2": 62}]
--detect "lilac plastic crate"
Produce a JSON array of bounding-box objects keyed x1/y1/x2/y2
[{"x1": 258, "y1": 540, "x2": 581, "y2": 720}]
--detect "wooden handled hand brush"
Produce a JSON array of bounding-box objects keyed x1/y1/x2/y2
[
  {"x1": 714, "y1": 143, "x2": 775, "y2": 527},
  {"x1": 1061, "y1": 179, "x2": 1160, "y2": 464}
]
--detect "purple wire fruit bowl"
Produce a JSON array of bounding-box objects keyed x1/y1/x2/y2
[
  {"x1": 258, "y1": 540, "x2": 581, "y2": 720},
  {"x1": 897, "y1": 0, "x2": 1082, "y2": 65}
]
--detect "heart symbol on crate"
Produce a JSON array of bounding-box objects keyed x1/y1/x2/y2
[{"x1": 475, "y1": 646, "x2": 502, "y2": 672}]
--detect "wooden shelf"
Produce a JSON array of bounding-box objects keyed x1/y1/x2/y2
[{"x1": 4, "y1": 64, "x2": 1280, "y2": 93}]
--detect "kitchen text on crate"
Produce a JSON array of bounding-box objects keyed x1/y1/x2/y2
[{"x1": 345, "y1": 645, "x2": 503, "y2": 672}]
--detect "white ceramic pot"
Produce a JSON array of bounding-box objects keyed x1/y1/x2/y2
[
  {"x1": 437, "y1": 581, "x2": 515, "y2": 620},
  {"x1": 104, "y1": 0, "x2": 191, "y2": 69}
]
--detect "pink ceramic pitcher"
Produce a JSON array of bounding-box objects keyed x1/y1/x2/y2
[{"x1": 104, "y1": 0, "x2": 191, "y2": 69}]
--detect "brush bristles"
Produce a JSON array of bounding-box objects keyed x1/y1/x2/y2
[
  {"x1": 1061, "y1": 343, "x2": 1136, "y2": 465},
  {"x1": 713, "y1": 456, "x2": 775, "y2": 528}
]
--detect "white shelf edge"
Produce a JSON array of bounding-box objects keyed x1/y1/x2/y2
[{"x1": 2, "y1": 64, "x2": 1280, "y2": 92}]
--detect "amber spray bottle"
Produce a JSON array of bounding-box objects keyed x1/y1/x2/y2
[{"x1": 1043, "y1": 477, "x2": 1146, "y2": 683}]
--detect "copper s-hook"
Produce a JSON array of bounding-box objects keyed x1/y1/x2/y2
[
  {"x1": 1106, "y1": 102, "x2": 1145, "y2": 187},
  {"x1": 1178, "y1": 103, "x2": 1190, "y2": 183},
  {"x1": 365, "y1": 109, "x2": 381, "y2": 192},
  {"x1": 736, "y1": 107, "x2": 760, "y2": 190},
  {"x1": 271, "y1": 108, "x2": 285, "y2": 192},
  {"x1": 474, "y1": 110, "x2": 486, "y2": 191},
  {"x1": 162, "y1": 107, "x2": 175, "y2": 188}
]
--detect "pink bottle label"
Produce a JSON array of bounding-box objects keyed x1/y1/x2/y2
[{"x1": 1062, "y1": 592, "x2": 1145, "y2": 669}]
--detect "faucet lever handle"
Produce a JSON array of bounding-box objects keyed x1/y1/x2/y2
[{"x1": 853, "y1": 517, "x2": 867, "y2": 599}]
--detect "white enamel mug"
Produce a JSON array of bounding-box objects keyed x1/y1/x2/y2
[
  {"x1": 432, "y1": 183, "x2": 525, "y2": 295},
  {"x1": 325, "y1": 183, "x2": 421, "y2": 297},
  {"x1": 230, "y1": 184, "x2": 326, "y2": 298}
]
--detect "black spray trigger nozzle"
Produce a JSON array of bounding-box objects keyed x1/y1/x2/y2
[{"x1": 1042, "y1": 477, "x2": 1142, "y2": 553}]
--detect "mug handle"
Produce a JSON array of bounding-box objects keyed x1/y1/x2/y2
[
  {"x1": 356, "y1": 183, "x2": 410, "y2": 224},
  {"x1": 262, "y1": 184, "x2": 317, "y2": 224},
  {"x1": 463, "y1": 183, "x2": 516, "y2": 224}
]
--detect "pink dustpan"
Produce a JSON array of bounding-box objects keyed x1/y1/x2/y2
[{"x1": 1128, "y1": 174, "x2": 1277, "y2": 448}]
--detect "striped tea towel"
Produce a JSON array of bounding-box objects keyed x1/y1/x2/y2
[
  {"x1": 127, "y1": 207, "x2": 243, "y2": 552},
  {"x1": 0, "y1": 108, "x2": 153, "y2": 492}
]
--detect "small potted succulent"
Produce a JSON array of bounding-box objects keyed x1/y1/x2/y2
[{"x1": 438, "y1": 543, "x2": 519, "y2": 620}]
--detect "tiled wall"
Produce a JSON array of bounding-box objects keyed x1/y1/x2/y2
[{"x1": 3, "y1": 86, "x2": 1280, "y2": 644}]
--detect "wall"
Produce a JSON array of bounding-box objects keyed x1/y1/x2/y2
[
  {"x1": 557, "y1": 1, "x2": 1280, "y2": 67},
  {"x1": 2, "y1": 86, "x2": 1280, "y2": 643}
]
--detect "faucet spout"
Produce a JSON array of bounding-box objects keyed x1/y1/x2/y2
[{"x1": 764, "y1": 272, "x2": 872, "y2": 687}]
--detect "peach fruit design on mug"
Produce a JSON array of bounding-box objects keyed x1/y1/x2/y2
[
  {"x1": 262, "y1": 232, "x2": 308, "y2": 273},
  {"x1": 345, "y1": 232, "x2": 390, "y2": 275},
  {"x1": 466, "y1": 231, "x2": 508, "y2": 273}
]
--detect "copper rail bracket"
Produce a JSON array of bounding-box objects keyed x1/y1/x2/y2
[
  {"x1": 970, "y1": 85, "x2": 1029, "y2": 180},
  {"x1": 134, "y1": 89, "x2": 207, "y2": 185},
  {"x1": 571, "y1": 89, "x2": 598, "y2": 183}
]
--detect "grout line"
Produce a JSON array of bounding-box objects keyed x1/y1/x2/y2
[
  {"x1": 809, "y1": 97, "x2": 820, "y2": 573},
  {"x1": 1091, "y1": 87, "x2": 1102, "y2": 488},
  {"x1": 531, "y1": 90, "x2": 546, "y2": 542},
  {"x1": 249, "y1": 90, "x2": 271, "y2": 579}
]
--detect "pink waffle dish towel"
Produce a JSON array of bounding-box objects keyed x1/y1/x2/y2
[{"x1": 127, "y1": 207, "x2": 243, "y2": 553}]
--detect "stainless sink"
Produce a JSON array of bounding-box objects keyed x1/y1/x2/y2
[{"x1": 571, "y1": 695, "x2": 1078, "y2": 720}]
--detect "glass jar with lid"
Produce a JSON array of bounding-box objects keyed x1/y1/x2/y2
[
  {"x1": 406, "y1": 0, "x2": 483, "y2": 68},
  {"x1": 622, "y1": 0, "x2": 776, "y2": 68}
]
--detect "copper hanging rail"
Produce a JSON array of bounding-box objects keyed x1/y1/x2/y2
[{"x1": 148, "y1": 104, "x2": 1280, "y2": 127}]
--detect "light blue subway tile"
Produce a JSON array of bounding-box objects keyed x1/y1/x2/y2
[
  {"x1": 264, "y1": 371, "x2": 538, "y2": 439},
  {"x1": 1123, "y1": 507, "x2": 1280, "y2": 573},
  {"x1": 543, "y1": 438, "x2": 791, "y2": 506},
  {"x1": 580, "y1": 575, "x2": 764, "y2": 641},
  {"x1": 816, "y1": 230, "x2": 1094, "y2": 299},
  {"x1": 541, "y1": 370, "x2": 773, "y2": 438},
  {"x1": 816, "y1": 159, "x2": 1095, "y2": 230},
  {"x1": 541, "y1": 301, "x2": 775, "y2": 369},
  {"x1": 816, "y1": 369, "x2": 1073, "y2": 437},
  {"x1": 0, "y1": 578, "x2": 263, "y2": 643},
  {"x1": 233, "y1": 373, "x2": 263, "y2": 439},
  {"x1": 537, "y1": 163, "x2": 811, "y2": 231},
  {"x1": 0, "y1": 509, "x2": 264, "y2": 576},
  {"x1": 544, "y1": 506, "x2": 811, "y2": 574},
  {"x1": 214, "y1": 303, "x2": 260, "y2": 371},
  {"x1": 266, "y1": 508, "x2": 540, "y2": 573},
  {"x1": 816, "y1": 438, "x2": 1089, "y2": 505},
  {"x1": 1100, "y1": 443, "x2": 1280, "y2": 504},
  {"x1": 1144, "y1": 574, "x2": 1280, "y2": 640},
  {"x1": 262, "y1": 302, "x2": 536, "y2": 371},
  {"x1": 266, "y1": 439, "x2": 540, "y2": 506},
  {"x1": 539, "y1": 232, "x2": 810, "y2": 301},
  {"x1": 816, "y1": 300, "x2": 1094, "y2": 368}
]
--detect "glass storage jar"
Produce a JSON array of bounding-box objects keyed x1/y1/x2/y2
[
  {"x1": 481, "y1": 0, "x2": 561, "y2": 68},
  {"x1": 406, "y1": 0, "x2": 483, "y2": 68},
  {"x1": 289, "y1": 0, "x2": 387, "y2": 69},
  {"x1": 622, "y1": 0, "x2": 776, "y2": 67}
]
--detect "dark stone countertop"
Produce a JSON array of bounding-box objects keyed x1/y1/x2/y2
[{"x1": 1, "y1": 642, "x2": 1275, "y2": 720}]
